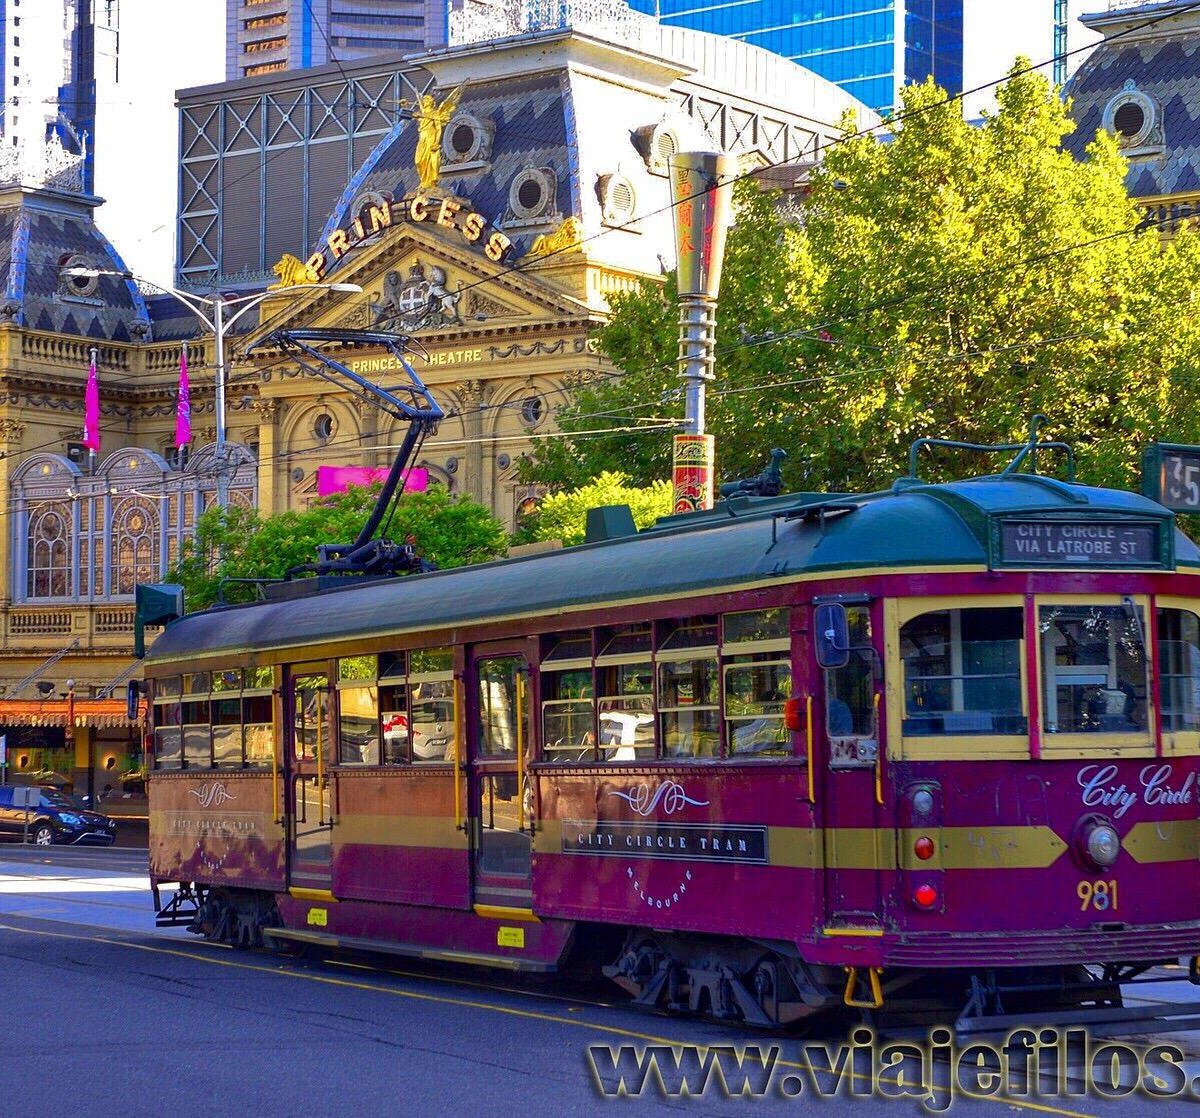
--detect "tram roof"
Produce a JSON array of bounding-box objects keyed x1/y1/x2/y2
[{"x1": 146, "y1": 471, "x2": 1200, "y2": 665}]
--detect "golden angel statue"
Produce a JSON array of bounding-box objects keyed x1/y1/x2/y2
[{"x1": 406, "y1": 84, "x2": 465, "y2": 191}]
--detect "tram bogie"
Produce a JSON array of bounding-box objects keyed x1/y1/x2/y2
[{"x1": 141, "y1": 444, "x2": 1200, "y2": 1032}]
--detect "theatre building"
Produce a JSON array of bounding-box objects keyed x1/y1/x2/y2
[{"x1": 0, "y1": 0, "x2": 873, "y2": 806}]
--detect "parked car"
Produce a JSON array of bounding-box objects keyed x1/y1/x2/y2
[{"x1": 0, "y1": 785, "x2": 117, "y2": 846}]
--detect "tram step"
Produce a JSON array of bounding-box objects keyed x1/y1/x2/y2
[
  {"x1": 955, "y1": 1000, "x2": 1200, "y2": 1041},
  {"x1": 261, "y1": 925, "x2": 558, "y2": 973}
]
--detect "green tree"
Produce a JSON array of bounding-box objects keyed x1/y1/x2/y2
[
  {"x1": 520, "y1": 178, "x2": 818, "y2": 490},
  {"x1": 170, "y1": 485, "x2": 507, "y2": 611},
  {"x1": 527, "y1": 65, "x2": 1200, "y2": 496},
  {"x1": 513, "y1": 471, "x2": 673, "y2": 546}
]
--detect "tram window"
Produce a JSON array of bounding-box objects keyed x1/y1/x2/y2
[
  {"x1": 725, "y1": 658, "x2": 791, "y2": 756},
  {"x1": 379, "y1": 682, "x2": 411, "y2": 763},
  {"x1": 212, "y1": 669, "x2": 242, "y2": 693},
  {"x1": 1040, "y1": 605, "x2": 1147, "y2": 734},
  {"x1": 212, "y1": 695, "x2": 243, "y2": 767},
  {"x1": 183, "y1": 671, "x2": 210, "y2": 695},
  {"x1": 900, "y1": 607, "x2": 1026, "y2": 736},
  {"x1": 1158, "y1": 608, "x2": 1200, "y2": 731},
  {"x1": 411, "y1": 680, "x2": 454, "y2": 762},
  {"x1": 477, "y1": 656, "x2": 523, "y2": 758},
  {"x1": 723, "y1": 608, "x2": 789, "y2": 645},
  {"x1": 338, "y1": 684, "x2": 379, "y2": 764},
  {"x1": 338, "y1": 655, "x2": 377, "y2": 683},
  {"x1": 243, "y1": 693, "x2": 274, "y2": 766},
  {"x1": 181, "y1": 698, "x2": 212, "y2": 767},
  {"x1": 246, "y1": 666, "x2": 273, "y2": 689},
  {"x1": 293, "y1": 674, "x2": 331, "y2": 763},
  {"x1": 153, "y1": 695, "x2": 183, "y2": 769},
  {"x1": 658, "y1": 660, "x2": 719, "y2": 759},
  {"x1": 825, "y1": 605, "x2": 875, "y2": 737},
  {"x1": 542, "y1": 668, "x2": 595, "y2": 763},
  {"x1": 598, "y1": 661, "x2": 655, "y2": 761}
]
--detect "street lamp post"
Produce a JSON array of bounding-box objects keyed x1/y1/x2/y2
[{"x1": 66, "y1": 269, "x2": 362, "y2": 505}]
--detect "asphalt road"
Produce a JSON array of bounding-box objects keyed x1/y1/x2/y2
[{"x1": 3, "y1": 845, "x2": 1200, "y2": 1116}]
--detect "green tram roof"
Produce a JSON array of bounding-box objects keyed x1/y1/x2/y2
[{"x1": 146, "y1": 472, "x2": 1200, "y2": 666}]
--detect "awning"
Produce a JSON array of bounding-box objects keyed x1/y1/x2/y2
[{"x1": 0, "y1": 697, "x2": 142, "y2": 729}]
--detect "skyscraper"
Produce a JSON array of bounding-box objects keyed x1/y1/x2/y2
[
  {"x1": 624, "y1": 1, "x2": 1102, "y2": 117},
  {"x1": 225, "y1": 0, "x2": 449, "y2": 80},
  {"x1": 624, "y1": 0, "x2": 965, "y2": 114}
]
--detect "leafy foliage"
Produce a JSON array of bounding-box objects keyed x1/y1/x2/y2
[
  {"x1": 170, "y1": 485, "x2": 508, "y2": 611},
  {"x1": 524, "y1": 66, "x2": 1200, "y2": 496},
  {"x1": 513, "y1": 471, "x2": 673, "y2": 546}
]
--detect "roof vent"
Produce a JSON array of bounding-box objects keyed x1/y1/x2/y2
[{"x1": 585, "y1": 504, "x2": 637, "y2": 543}]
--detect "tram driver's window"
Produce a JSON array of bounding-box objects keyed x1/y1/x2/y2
[
  {"x1": 901, "y1": 607, "x2": 1026, "y2": 736},
  {"x1": 1040, "y1": 604, "x2": 1148, "y2": 734},
  {"x1": 1158, "y1": 608, "x2": 1200, "y2": 732},
  {"x1": 825, "y1": 605, "x2": 874, "y2": 737}
]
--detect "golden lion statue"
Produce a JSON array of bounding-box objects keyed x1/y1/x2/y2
[{"x1": 270, "y1": 253, "x2": 322, "y2": 289}]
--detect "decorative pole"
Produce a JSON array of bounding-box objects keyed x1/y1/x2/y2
[{"x1": 669, "y1": 150, "x2": 735, "y2": 513}]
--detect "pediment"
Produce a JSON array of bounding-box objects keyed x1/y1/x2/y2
[{"x1": 248, "y1": 222, "x2": 594, "y2": 349}]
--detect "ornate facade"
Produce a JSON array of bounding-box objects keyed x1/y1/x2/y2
[{"x1": 0, "y1": 2, "x2": 876, "y2": 799}]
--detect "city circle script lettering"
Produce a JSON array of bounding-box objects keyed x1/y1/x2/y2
[{"x1": 1077, "y1": 763, "x2": 1195, "y2": 819}]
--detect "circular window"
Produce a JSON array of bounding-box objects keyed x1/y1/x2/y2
[
  {"x1": 314, "y1": 414, "x2": 335, "y2": 440},
  {"x1": 1113, "y1": 101, "x2": 1145, "y2": 140},
  {"x1": 509, "y1": 168, "x2": 555, "y2": 220},
  {"x1": 60, "y1": 253, "x2": 98, "y2": 297},
  {"x1": 450, "y1": 122, "x2": 476, "y2": 156},
  {"x1": 1103, "y1": 85, "x2": 1158, "y2": 150},
  {"x1": 520, "y1": 396, "x2": 544, "y2": 426},
  {"x1": 518, "y1": 178, "x2": 544, "y2": 212}
]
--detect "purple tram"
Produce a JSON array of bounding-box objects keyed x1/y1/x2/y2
[{"x1": 143, "y1": 446, "x2": 1200, "y2": 1031}]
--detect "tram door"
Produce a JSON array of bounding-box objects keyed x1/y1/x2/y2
[
  {"x1": 284, "y1": 664, "x2": 334, "y2": 891},
  {"x1": 467, "y1": 644, "x2": 533, "y2": 909},
  {"x1": 815, "y1": 601, "x2": 892, "y2": 933}
]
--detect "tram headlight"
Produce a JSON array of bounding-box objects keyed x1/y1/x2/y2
[
  {"x1": 1086, "y1": 824, "x2": 1121, "y2": 868},
  {"x1": 1075, "y1": 814, "x2": 1121, "y2": 870}
]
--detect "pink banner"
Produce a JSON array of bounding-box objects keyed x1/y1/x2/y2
[
  {"x1": 174, "y1": 346, "x2": 192, "y2": 448},
  {"x1": 317, "y1": 465, "x2": 429, "y2": 497},
  {"x1": 81, "y1": 351, "x2": 100, "y2": 452}
]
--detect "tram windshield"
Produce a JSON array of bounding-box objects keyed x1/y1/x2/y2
[
  {"x1": 1040, "y1": 604, "x2": 1148, "y2": 734},
  {"x1": 900, "y1": 606, "x2": 1026, "y2": 736}
]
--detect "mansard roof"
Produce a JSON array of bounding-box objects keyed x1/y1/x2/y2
[
  {"x1": 0, "y1": 185, "x2": 151, "y2": 341},
  {"x1": 1065, "y1": 1, "x2": 1200, "y2": 199}
]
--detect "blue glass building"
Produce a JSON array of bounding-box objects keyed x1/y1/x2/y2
[{"x1": 626, "y1": 0, "x2": 964, "y2": 114}]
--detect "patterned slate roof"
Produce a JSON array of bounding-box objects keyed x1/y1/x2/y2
[
  {"x1": 1064, "y1": 15, "x2": 1200, "y2": 199},
  {"x1": 0, "y1": 188, "x2": 151, "y2": 341}
]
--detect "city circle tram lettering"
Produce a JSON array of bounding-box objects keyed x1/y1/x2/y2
[
  {"x1": 165, "y1": 812, "x2": 262, "y2": 839},
  {"x1": 562, "y1": 821, "x2": 768, "y2": 864}
]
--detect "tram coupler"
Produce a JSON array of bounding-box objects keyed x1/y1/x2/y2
[{"x1": 843, "y1": 965, "x2": 884, "y2": 1009}]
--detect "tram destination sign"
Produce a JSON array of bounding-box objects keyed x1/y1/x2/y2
[
  {"x1": 995, "y1": 519, "x2": 1164, "y2": 568},
  {"x1": 1143, "y1": 443, "x2": 1200, "y2": 513}
]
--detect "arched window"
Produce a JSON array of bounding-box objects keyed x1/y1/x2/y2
[
  {"x1": 27, "y1": 502, "x2": 72, "y2": 598},
  {"x1": 111, "y1": 499, "x2": 159, "y2": 596}
]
